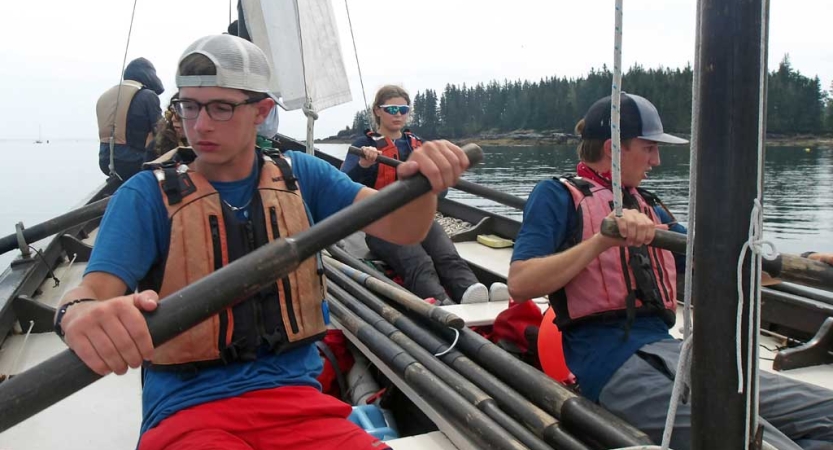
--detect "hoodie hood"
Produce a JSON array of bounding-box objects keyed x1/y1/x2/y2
[{"x1": 123, "y1": 57, "x2": 164, "y2": 95}]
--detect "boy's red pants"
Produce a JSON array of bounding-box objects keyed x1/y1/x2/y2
[{"x1": 138, "y1": 386, "x2": 392, "y2": 450}]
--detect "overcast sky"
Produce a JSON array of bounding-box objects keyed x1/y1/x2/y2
[{"x1": 1, "y1": 0, "x2": 830, "y2": 142}]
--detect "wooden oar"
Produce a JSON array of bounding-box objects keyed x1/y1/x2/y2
[
  {"x1": 348, "y1": 146, "x2": 527, "y2": 210},
  {"x1": 0, "y1": 144, "x2": 484, "y2": 433},
  {"x1": 323, "y1": 255, "x2": 465, "y2": 329},
  {"x1": 0, "y1": 197, "x2": 111, "y2": 256},
  {"x1": 324, "y1": 266, "x2": 597, "y2": 449},
  {"x1": 600, "y1": 218, "x2": 833, "y2": 292}
]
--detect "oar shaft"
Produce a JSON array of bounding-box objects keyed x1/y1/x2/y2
[
  {"x1": 0, "y1": 197, "x2": 111, "y2": 255},
  {"x1": 327, "y1": 296, "x2": 528, "y2": 450},
  {"x1": 323, "y1": 256, "x2": 464, "y2": 329},
  {"x1": 348, "y1": 146, "x2": 527, "y2": 210},
  {"x1": 0, "y1": 144, "x2": 484, "y2": 433},
  {"x1": 325, "y1": 275, "x2": 591, "y2": 450},
  {"x1": 323, "y1": 257, "x2": 648, "y2": 448},
  {"x1": 600, "y1": 218, "x2": 833, "y2": 292}
]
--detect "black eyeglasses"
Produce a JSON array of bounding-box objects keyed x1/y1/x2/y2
[{"x1": 172, "y1": 97, "x2": 264, "y2": 122}]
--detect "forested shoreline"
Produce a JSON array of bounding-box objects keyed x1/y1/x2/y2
[{"x1": 327, "y1": 56, "x2": 833, "y2": 147}]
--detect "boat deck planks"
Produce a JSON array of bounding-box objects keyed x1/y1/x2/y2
[
  {"x1": 453, "y1": 241, "x2": 513, "y2": 279},
  {"x1": 0, "y1": 334, "x2": 142, "y2": 449},
  {"x1": 440, "y1": 300, "x2": 549, "y2": 327}
]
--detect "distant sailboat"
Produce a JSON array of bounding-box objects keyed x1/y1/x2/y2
[{"x1": 34, "y1": 125, "x2": 44, "y2": 144}]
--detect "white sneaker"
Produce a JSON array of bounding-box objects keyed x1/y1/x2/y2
[
  {"x1": 461, "y1": 283, "x2": 489, "y2": 304},
  {"x1": 489, "y1": 282, "x2": 510, "y2": 302}
]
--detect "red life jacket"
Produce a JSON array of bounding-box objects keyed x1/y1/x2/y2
[
  {"x1": 140, "y1": 147, "x2": 327, "y2": 370},
  {"x1": 364, "y1": 130, "x2": 422, "y2": 190},
  {"x1": 550, "y1": 175, "x2": 677, "y2": 331}
]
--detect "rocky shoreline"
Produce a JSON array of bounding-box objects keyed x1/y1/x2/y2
[{"x1": 320, "y1": 130, "x2": 833, "y2": 149}]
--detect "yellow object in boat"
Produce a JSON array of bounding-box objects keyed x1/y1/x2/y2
[{"x1": 477, "y1": 234, "x2": 514, "y2": 248}]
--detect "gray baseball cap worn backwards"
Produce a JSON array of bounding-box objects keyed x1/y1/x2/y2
[
  {"x1": 581, "y1": 93, "x2": 689, "y2": 145},
  {"x1": 176, "y1": 34, "x2": 272, "y2": 94}
]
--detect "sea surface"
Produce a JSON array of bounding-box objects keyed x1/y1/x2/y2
[{"x1": 1, "y1": 140, "x2": 831, "y2": 271}]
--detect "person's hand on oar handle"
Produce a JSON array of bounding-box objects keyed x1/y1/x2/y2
[
  {"x1": 806, "y1": 252, "x2": 833, "y2": 266},
  {"x1": 596, "y1": 209, "x2": 667, "y2": 249},
  {"x1": 357, "y1": 146, "x2": 381, "y2": 168},
  {"x1": 56, "y1": 286, "x2": 158, "y2": 376},
  {"x1": 397, "y1": 140, "x2": 469, "y2": 194}
]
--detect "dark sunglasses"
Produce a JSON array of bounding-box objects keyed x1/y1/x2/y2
[
  {"x1": 172, "y1": 97, "x2": 263, "y2": 122},
  {"x1": 379, "y1": 104, "x2": 411, "y2": 115}
]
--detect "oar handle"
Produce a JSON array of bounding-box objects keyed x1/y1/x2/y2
[
  {"x1": 348, "y1": 145, "x2": 527, "y2": 210},
  {"x1": 0, "y1": 197, "x2": 111, "y2": 256},
  {"x1": 0, "y1": 144, "x2": 485, "y2": 433},
  {"x1": 600, "y1": 218, "x2": 833, "y2": 291},
  {"x1": 599, "y1": 218, "x2": 686, "y2": 253}
]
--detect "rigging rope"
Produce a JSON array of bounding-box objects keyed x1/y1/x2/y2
[
  {"x1": 108, "y1": 0, "x2": 140, "y2": 181},
  {"x1": 9, "y1": 321, "x2": 35, "y2": 377},
  {"x1": 292, "y1": 2, "x2": 317, "y2": 155},
  {"x1": 434, "y1": 328, "x2": 460, "y2": 357},
  {"x1": 344, "y1": 0, "x2": 373, "y2": 133},
  {"x1": 660, "y1": 0, "x2": 702, "y2": 446},
  {"x1": 610, "y1": 0, "x2": 624, "y2": 217}
]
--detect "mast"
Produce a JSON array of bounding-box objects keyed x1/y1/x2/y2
[{"x1": 691, "y1": 0, "x2": 769, "y2": 448}]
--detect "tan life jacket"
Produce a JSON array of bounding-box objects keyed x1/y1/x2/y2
[
  {"x1": 141, "y1": 147, "x2": 327, "y2": 370},
  {"x1": 96, "y1": 80, "x2": 143, "y2": 145}
]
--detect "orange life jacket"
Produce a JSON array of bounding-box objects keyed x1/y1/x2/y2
[
  {"x1": 140, "y1": 147, "x2": 327, "y2": 370},
  {"x1": 550, "y1": 176, "x2": 677, "y2": 331},
  {"x1": 364, "y1": 130, "x2": 422, "y2": 190}
]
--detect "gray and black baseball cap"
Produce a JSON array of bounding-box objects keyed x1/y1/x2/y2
[
  {"x1": 581, "y1": 93, "x2": 688, "y2": 145},
  {"x1": 176, "y1": 34, "x2": 271, "y2": 94}
]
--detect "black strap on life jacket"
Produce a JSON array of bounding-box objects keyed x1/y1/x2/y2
[
  {"x1": 620, "y1": 189, "x2": 667, "y2": 336},
  {"x1": 261, "y1": 147, "x2": 299, "y2": 191}
]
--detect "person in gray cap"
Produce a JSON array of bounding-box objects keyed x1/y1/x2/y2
[
  {"x1": 507, "y1": 93, "x2": 833, "y2": 449},
  {"x1": 54, "y1": 34, "x2": 469, "y2": 450}
]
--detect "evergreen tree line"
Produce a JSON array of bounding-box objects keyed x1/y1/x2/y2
[{"x1": 343, "y1": 56, "x2": 832, "y2": 140}]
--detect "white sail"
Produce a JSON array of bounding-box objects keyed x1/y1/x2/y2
[{"x1": 242, "y1": 0, "x2": 352, "y2": 113}]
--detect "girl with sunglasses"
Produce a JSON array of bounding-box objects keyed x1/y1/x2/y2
[{"x1": 342, "y1": 85, "x2": 509, "y2": 305}]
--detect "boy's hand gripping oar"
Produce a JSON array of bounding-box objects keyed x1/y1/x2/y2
[
  {"x1": 349, "y1": 146, "x2": 527, "y2": 210},
  {"x1": 600, "y1": 218, "x2": 833, "y2": 292},
  {"x1": 0, "y1": 144, "x2": 484, "y2": 433}
]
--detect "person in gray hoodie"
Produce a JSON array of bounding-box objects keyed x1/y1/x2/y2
[{"x1": 96, "y1": 57, "x2": 164, "y2": 180}]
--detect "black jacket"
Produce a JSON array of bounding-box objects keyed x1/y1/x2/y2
[{"x1": 123, "y1": 58, "x2": 163, "y2": 151}]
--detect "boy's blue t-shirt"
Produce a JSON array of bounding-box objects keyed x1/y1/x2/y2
[
  {"x1": 511, "y1": 178, "x2": 686, "y2": 402},
  {"x1": 84, "y1": 150, "x2": 364, "y2": 433}
]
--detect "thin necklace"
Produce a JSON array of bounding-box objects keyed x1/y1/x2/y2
[{"x1": 223, "y1": 197, "x2": 253, "y2": 215}]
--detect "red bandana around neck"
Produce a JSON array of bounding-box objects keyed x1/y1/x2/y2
[{"x1": 576, "y1": 162, "x2": 613, "y2": 189}]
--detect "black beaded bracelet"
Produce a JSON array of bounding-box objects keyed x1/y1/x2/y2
[{"x1": 54, "y1": 298, "x2": 96, "y2": 338}]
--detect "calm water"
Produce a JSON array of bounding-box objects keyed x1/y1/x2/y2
[
  {"x1": 450, "y1": 144, "x2": 833, "y2": 257},
  {"x1": 1, "y1": 141, "x2": 831, "y2": 270}
]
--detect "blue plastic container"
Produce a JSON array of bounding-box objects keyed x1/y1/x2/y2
[{"x1": 348, "y1": 404, "x2": 399, "y2": 441}]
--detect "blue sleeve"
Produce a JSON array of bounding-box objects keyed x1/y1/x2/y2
[
  {"x1": 653, "y1": 205, "x2": 687, "y2": 273},
  {"x1": 288, "y1": 151, "x2": 364, "y2": 223},
  {"x1": 84, "y1": 172, "x2": 169, "y2": 290},
  {"x1": 342, "y1": 137, "x2": 377, "y2": 187},
  {"x1": 511, "y1": 179, "x2": 573, "y2": 262}
]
